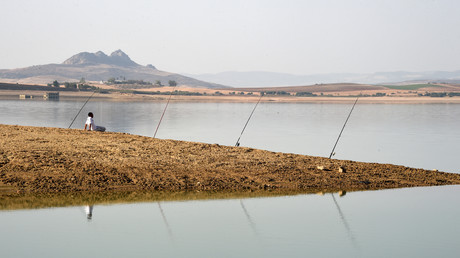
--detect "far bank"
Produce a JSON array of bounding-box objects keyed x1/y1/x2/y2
[{"x1": 2, "y1": 89, "x2": 460, "y2": 103}]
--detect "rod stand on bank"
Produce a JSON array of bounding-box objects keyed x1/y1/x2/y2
[
  {"x1": 235, "y1": 93, "x2": 263, "y2": 147},
  {"x1": 68, "y1": 91, "x2": 96, "y2": 129},
  {"x1": 328, "y1": 95, "x2": 360, "y2": 159},
  {"x1": 153, "y1": 86, "x2": 177, "y2": 138}
]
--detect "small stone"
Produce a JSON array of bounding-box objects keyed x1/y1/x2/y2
[
  {"x1": 338, "y1": 167, "x2": 346, "y2": 173},
  {"x1": 317, "y1": 166, "x2": 325, "y2": 170},
  {"x1": 432, "y1": 169, "x2": 438, "y2": 172}
]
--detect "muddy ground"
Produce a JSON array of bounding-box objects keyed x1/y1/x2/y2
[{"x1": 1, "y1": 124, "x2": 459, "y2": 194}]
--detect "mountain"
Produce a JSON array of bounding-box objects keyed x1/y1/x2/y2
[
  {"x1": 62, "y1": 50, "x2": 140, "y2": 67},
  {"x1": 185, "y1": 70, "x2": 460, "y2": 87},
  {"x1": 0, "y1": 50, "x2": 227, "y2": 88}
]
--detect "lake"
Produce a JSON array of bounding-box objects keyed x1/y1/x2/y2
[{"x1": 1, "y1": 99, "x2": 459, "y2": 257}]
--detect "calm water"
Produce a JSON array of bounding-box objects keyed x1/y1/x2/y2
[
  {"x1": 1, "y1": 99, "x2": 460, "y2": 257},
  {"x1": 1, "y1": 187, "x2": 460, "y2": 257}
]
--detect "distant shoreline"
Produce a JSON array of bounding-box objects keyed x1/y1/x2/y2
[{"x1": 1, "y1": 89, "x2": 460, "y2": 103}]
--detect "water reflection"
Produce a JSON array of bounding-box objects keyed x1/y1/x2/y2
[
  {"x1": 240, "y1": 200, "x2": 258, "y2": 236},
  {"x1": 1, "y1": 186, "x2": 460, "y2": 257},
  {"x1": 158, "y1": 202, "x2": 174, "y2": 242},
  {"x1": 85, "y1": 205, "x2": 94, "y2": 221},
  {"x1": 330, "y1": 192, "x2": 359, "y2": 251},
  {"x1": 0, "y1": 189, "x2": 321, "y2": 211}
]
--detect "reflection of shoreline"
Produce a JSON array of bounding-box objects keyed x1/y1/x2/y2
[{"x1": 1, "y1": 189, "x2": 331, "y2": 211}]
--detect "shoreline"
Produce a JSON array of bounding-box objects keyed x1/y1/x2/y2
[
  {"x1": 1, "y1": 89, "x2": 460, "y2": 103},
  {"x1": 1, "y1": 124, "x2": 459, "y2": 195}
]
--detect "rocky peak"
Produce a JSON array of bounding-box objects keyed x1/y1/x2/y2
[
  {"x1": 62, "y1": 50, "x2": 139, "y2": 67},
  {"x1": 110, "y1": 49, "x2": 128, "y2": 57},
  {"x1": 95, "y1": 51, "x2": 108, "y2": 57},
  {"x1": 108, "y1": 50, "x2": 138, "y2": 67}
]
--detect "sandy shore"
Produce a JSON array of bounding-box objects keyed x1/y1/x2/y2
[
  {"x1": 2, "y1": 89, "x2": 460, "y2": 103},
  {"x1": 1, "y1": 124, "x2": 459, "y2": 197}
]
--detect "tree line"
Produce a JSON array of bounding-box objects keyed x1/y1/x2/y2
[
  {"x1": 106, "y1": 77, "x2": 177, "y2": 87},
  {"x1": 47, "y1": 80, "x2": 98, "y2": 91}
]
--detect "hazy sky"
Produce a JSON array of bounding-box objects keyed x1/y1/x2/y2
[{"x1": 1, "y1": 0, "x2": 459, "y2": 74}]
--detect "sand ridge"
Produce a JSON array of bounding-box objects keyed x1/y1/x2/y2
[{"x1": 1, "y1": 124, "x2": 459, "y2": 194}]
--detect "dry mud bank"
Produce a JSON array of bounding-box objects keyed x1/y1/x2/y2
[{"x1": 1, "y1": 124, "x2": 460, "y2": 195}]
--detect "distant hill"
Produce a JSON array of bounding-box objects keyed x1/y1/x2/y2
[
  {"x1": 0, "y1": 50, "x2": 228, "y2": 89},
  {"x1": 185, "y1": 70, "x2": 460, "y2": 87},
  {"x1": 218, "y1": 82, "x2": 460, "y2": 96},
  {"x1": 231, "y1": 83, "x2": 387, "y2": 93},
  {"x1": 63, "y1": 50, "x2": 139, "y2": 67}
]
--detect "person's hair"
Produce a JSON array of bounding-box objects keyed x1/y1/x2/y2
[{"x1": 88, "y1": 112, "x2": 93, "y2": 117}]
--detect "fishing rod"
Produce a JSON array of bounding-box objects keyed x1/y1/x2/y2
[
  {"x1": 153, "y1": 86, "x2": 177, "y2": 138},
  {"x1": 68, "y1": 91, "x2": 96, "y2": 129},
  {"x1": 328, "y1": 94, "x2": 360, "y2": 159},
  {"x1": 235, "y1": 93, "x2": 263, "y2": 147}
]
